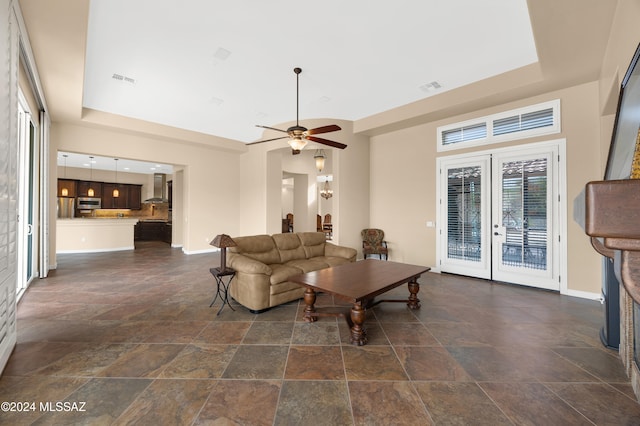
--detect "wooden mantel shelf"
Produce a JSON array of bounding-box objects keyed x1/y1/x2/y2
[{"x1": 586, "y1": 179, "x2": 640, "y2": 303}]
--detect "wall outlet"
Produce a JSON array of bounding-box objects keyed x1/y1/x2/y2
[{"x1": 426, "y1": 221, "x2": 435, "y2": 228}]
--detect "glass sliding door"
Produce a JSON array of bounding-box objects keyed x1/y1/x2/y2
[{"x1": 17, "y1": 95, "x2": 39, "y2": 299}]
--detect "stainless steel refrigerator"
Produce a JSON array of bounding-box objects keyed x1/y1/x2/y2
[{"x1": 57, "y1": 197, "x2": 75, "y2": 218}]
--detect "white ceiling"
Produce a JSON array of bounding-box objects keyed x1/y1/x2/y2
[
  {"x1": 58, "y1": 151, "x2": 173, "y2": 175},
  {"x1": 81, "y1": 0, "x2": 538, "y2": 144}
]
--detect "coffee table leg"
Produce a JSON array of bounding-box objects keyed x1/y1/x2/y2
[
  {"x1": 303, "y1": 288, "x2": 317, "y2": 323},
  {"x1": 349, "y1": 302, "x2": 368, "y2": 346},
  {"x1": 407, "y1": 278, "x2": 421, "y2": 310}
]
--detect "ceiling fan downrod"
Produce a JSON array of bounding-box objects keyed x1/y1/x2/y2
[{"x1": 294, "y1": 67, "x2": 301, "y2": 128}]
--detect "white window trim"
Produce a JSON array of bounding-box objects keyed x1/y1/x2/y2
[{"x1": 437, "y1": 99, "x2": 561, "y2": 152}]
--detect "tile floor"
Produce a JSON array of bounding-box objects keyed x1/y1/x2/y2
[{"x1": 2, "y1": 241, "x2": 640, "y2": 425}]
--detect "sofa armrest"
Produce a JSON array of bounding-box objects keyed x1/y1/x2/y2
[
  {"x1": 325, "y1": 242, "x2": 357, "y2": 261},
  {"x1": 228, "y1": 253, "x2": 273, "y2": 275}
]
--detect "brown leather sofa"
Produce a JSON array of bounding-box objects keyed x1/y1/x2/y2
[{"x1": 227, "y1": 232, "x2": 357, "y2": 313}]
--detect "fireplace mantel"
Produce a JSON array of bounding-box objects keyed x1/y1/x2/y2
[
  {"x1": 585, "y1": 178, "x2": 640, "y2": 399},
  {"x1": 586, "y1": 179, "x2": 640, "y2": 304}
]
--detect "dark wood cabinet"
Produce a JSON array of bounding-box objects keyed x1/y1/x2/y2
[
  {"x1": 102, "y1": 183, "x2": 118, "y2": 208},
  {"x1": 77, "y1": 180, "x2": 102, "y2": 197},
  {"x1": 135, "y1": 221, "x2": 170, "y2": 243},
  {"x1": 57, "y1": 179, "x2": 77, "y2": 197},
  {"x1": 59, "y1": 179, "x2": 142, "y2": 209},
  {"x1": 128, "y1": 185, "x2": 142, "y2": 210},
  {"x1": 102, "y1": 183, "x2": 141, "y2": 209}
]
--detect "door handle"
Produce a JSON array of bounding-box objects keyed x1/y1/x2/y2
[
  {"x1": 494, "y1": 232, "x2": 502, "y2": 236},
  {"x1": 27, "y1": 223, "x2": 33, "y2": 236}
]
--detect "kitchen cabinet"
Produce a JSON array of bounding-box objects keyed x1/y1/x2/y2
[
  {"x1": 102, "y1": 183, "x2": 125, "y2": 208},
  {"x1": 57, "y1": 179, "x2": 77, "y2": 197},
  {"x1": 135, "y1": 221, "x2": 170, "y2": 243},
  {"x1": 59, "y1": 179, "x2": 142, "y2": 209},
  {"x1": 128, "y1": 185, "x2": 142, "y2": 210},
  {"x1": 102, "y1": 183, "x2": 141, "y2": 209},
  {"x1": 77, "y1": 180, "x2": 102, "y2": 197}
]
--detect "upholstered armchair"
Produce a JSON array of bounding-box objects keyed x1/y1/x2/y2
[{"x1": 361, "y1": 228, "x2": 388, "y2": 260}]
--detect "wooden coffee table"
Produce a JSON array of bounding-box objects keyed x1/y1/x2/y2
[{"x1": 288, "y1": 259, "x2": 431, "y2": 345}]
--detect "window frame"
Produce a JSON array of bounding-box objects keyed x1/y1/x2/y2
[{"x1": 437, "y1": 99, "x2": 561, "y2": 152}]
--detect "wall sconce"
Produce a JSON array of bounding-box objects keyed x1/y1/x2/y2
[
  {"x1": 314, "y1": 149, "x2": 326, "y2": 172},
  {"x1": 61, "y1": 154, "x2": 69, "y2": 196},
  {"x1": 113, "y1": 158, "x2": 120, "y2": 198},
  {"x1": 210, "y1": 234, "x2": 237, "y2": 273},
  {"x1": 320, "y1": 179, "x2": 333, "y2": 199},
  {"x1": 87, "y1": 156, "x2": 95, "y2": 197}
]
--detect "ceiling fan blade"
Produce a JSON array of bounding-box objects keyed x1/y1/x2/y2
[
  {"x1": 306, "y1": 136, "x2": 347, "y2": 149},
  {"x1": 246, "y1": 136, "x2": 289, "y2": 145},
  {"x1": 255, "y1": 125, "x2": 289, "y2": 134},
  {"x1": 306, "y1": 124, "x2": 341, "y2": 135}
]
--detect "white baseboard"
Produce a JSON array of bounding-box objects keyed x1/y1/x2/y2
[
  {"x1": 182, "y1": 247, "x2": 217, "y2": 255},
  {"x1": 563, "y1": 289, "x2": 602, "y2": 301}
]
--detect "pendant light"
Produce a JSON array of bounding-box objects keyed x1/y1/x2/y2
[
  {"x1": 87, "y1": 156, "x2": 95, "y2": 197},
  {"x1": 320, "y1": 178, "x2": 333, "y2": 199},
  {"x1": 61, "y1": 154, "x2": 69, "y2": 196},
  {"x1": 113, "y1": 158, "x2": 120, "y2": 198},
  {"x1": 314, "y1": 149, "x2": 326, "y2": 172}
]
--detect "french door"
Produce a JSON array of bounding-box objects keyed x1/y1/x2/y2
[{"x1": 438, "y1": 141, "x2": 563, "y2": 290}]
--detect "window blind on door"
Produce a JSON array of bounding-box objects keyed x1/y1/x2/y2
[
  {"x1": 501, "y1": 158, "x2": 548, "y2": 270},
  {"x1": 447, "y1": 166, "x2": 482, "y2": 262}
]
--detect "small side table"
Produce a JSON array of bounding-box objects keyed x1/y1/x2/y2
[{"x1": 209, "y1": 267, "x2": 236, "y2": 315}]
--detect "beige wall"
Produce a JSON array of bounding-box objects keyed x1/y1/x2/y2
[
  {"x1": 23, "y1": 0, "x2": 640, "y2": 298},
  {"x1": 50, "y1": 122, "x2": 241, "y2": 265},
  {"x1": 239, "y1": 118, "x2": 369, "y2": 252},
  {"x1": 369, "y1": 82, "x2": 604, "y2": 294}
]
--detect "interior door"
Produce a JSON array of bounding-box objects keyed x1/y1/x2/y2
[
  {"x1": 438, "y1": 142, "x2": 561, "y2": 290},
  {"x1": 491, "y1": 146, "x2": 559, "y2": 290}
]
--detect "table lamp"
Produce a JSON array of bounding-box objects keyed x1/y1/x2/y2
[{"x1": 210, "y1": 234, "x2": 237, "y2": 273}]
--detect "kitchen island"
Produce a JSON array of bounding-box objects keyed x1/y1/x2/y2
[{"x1": 56, "y1": 218, "x2": 140, "y2": 253}]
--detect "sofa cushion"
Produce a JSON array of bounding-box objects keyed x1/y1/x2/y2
[
  {"x1": 298, "y1": 232, "x2": 326, "y2": 258},
  {"x1": 269, "y1": 263, "x2": 303, "y2": 285},
  {"x1": 272, "y1": 233, "x2": 307, "y2": 262},
  {"x1": 285, "y1": 258, "x2": 330, "y2": 273},
  {"x1": 270, "y1": 280, "x2": 306, "y2": 296},
  {"x1": 315, "y1": 256, "x2": 353, "y2": 267},
  {"x1": 229, "y1": 235, "x2": 281, "y2": 265}
]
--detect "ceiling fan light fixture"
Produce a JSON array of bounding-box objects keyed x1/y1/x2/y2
[{"x1": 288, "y1": 136, "x2": 307, "y2": 151}]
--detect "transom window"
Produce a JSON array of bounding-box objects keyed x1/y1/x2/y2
[{"x1": 437, "y1": 99, "x2": 561, "y2": 151}]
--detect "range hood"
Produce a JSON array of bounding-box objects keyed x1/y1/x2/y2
[{"x1": 144, "y1": 173, "x2": 168, "y2": 203}]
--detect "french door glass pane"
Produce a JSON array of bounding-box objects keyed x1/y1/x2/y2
[
  {"x1": 501, "y1": 158, "x2": 547, "y2": 270},
  {"x1": 447, "y1": 166, "x2": 482, "y2": 262}
]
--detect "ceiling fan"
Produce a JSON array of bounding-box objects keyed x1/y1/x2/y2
[{"x1": 249, "y1": 67, "x2": 346, "y2": 155}]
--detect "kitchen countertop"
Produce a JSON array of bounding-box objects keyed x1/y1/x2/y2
[
  {"x1": 58, "y1": 218, "x2": 140, "y2": 223},
  {"x1": 56, "y1": 217, "x2": 139, "y2": 253}
]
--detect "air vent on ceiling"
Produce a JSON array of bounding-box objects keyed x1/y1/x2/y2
[
  {"x1": 112, "y1": 73, "x2": 136, "y2": 84},
  {"x1": 420, "y1": 81, "x2": 442, "y2": 92}
]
